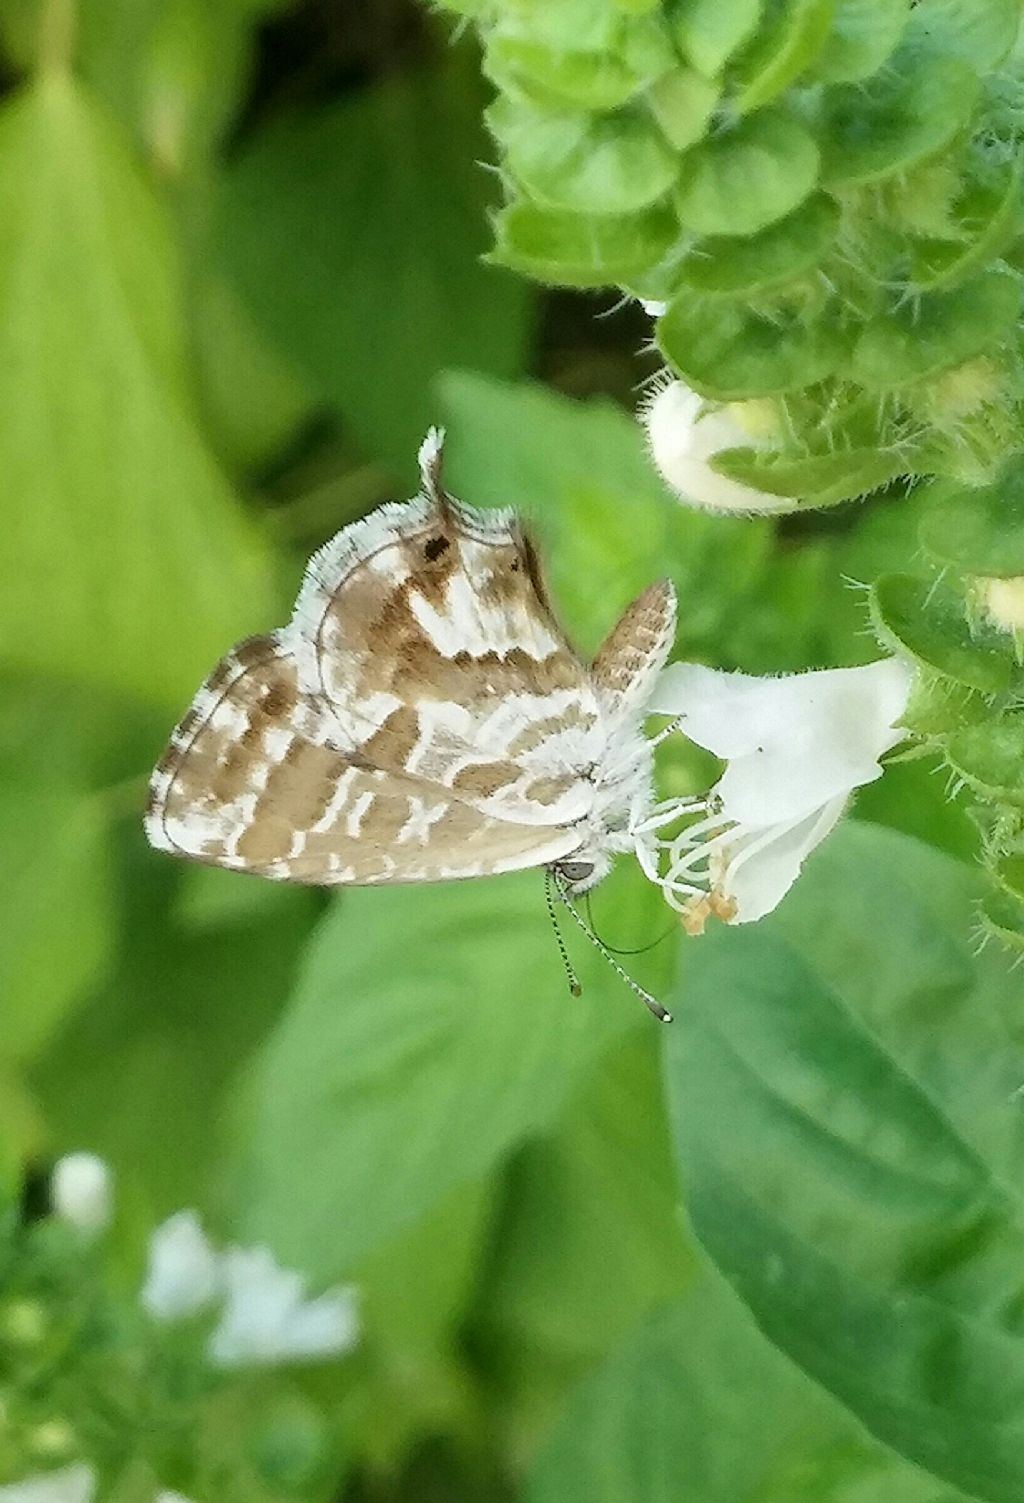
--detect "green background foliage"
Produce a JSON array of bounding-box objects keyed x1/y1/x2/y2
[{"x1": 0, "y1": 1, "x2": 1022, "y2": 1499}]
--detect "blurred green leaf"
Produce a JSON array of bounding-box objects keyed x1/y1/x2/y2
[
  {"x1": 354, "y1": 1180, "x2": 495, "y2": 1470},
  {"x1": 478, "y1": 1031, "x2": 694, "y2": 1463},
  {"x1": 32, "y1": 873, "x2": 319, "y2": 1230},
  {"x1": 669, "y1": 0, "x2": 762, "y2": 78},
  {"x1": 0, "y1": 780, "x2": 113, "y2": 1064},
  {"x1": 188, "y1": 266, "x2": 316, "y2": 475},
  {"x1": 905, "y1": 0, "x2": 1021, "y2": 70},
  {"x1": 813, "y1": 0, "x2": 910, "y2": 83},
  {"x1": 215, "y1": 62, "x2": 533, "y2": 482},
  {"x1": 482, "y1": 1031, "x2": 693, "y2": 1361},
  {"x1": 229, "y1": 863, "x2": 666, "y2": 1282},
  {"x1": 527, "y1": 1267, "x2": 968, "y2": 1503},
  {"x1": 665, "y1": 822, "x2": 1024, "y2": 1502},
  {"x1": 0, "y1": 672, "x2": 155, "y2": 1066},
  {"x1": 0, "y1": 72, "x2": 276, "y2": 709}
]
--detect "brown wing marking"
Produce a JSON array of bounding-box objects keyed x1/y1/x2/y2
[
  {"x1": 145, "y1": 633, "x2": 580, "y2": 884},
  {"x1": 286, "y1": 492, "x2": 605, "y2": 826},
  {"x1": 591, "y1": 581, "x2": 677, "y2": 728}
]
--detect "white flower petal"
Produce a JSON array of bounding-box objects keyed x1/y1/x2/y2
[
  {"x1": 724, "y1": 794, "x2": 848, "y2": 922},
  {"x1": 141, "y1": 1211, "x2": 221, "y2": 1322},
  {"x1": 643, "y1": 656, "x2": 913, "y2": 924},
  {"x1": 0, "y1": 1467, "x2": 95, "y2": 1503},
  {"x1": 209, "y1": 1245, "x2": 359, "y2": 1368},
  {"x1": 643, "y1": 379, "x2": 784, "y2": 514},
  {"x1": 50, "y1": 1154, "x2": 112, "y2": 1236},
  {"x1": 651, "y1": 658, "x2": 912, "y2": 827}
]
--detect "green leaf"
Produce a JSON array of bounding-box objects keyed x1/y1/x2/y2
[
  {"x1": 215, "y1": 64, "x2": 532, "y2": 481},
  {"x1": 713, "y1": 442, "x2": 911, "y2": 508},
  {"x1": 674, "y1": 108, "x2": 820, "y2": 236},
  {"x1": 0, "y1": 672, "x2": 155, "y2": 1065},
  {"x1": 482, "y1": 1032, "x2": 694, "y2": 1363},
  {"x1": 909, "y1": 158, "x2": 1023, "y2": 293},
  {"x1": 871, "y1": 573, "x2": 1014, "y2": 694},
  {"x1": 0, "y1": 781, "x2": 112, "y2": 1064},
  {"x1": 190, "y1": 266, "x2": 316, "y2": 475},
  {"x1": 905, "y1": 0, "x2": 1021, "y2": 71},
  {"x1": 919, "y1": 462, "x2": 1024, "y2": 577},
  {"x1": 483, "y1": 3, "x2": 677, "y2": 111},
  {"x1": 528, "y1": 1267, "x2": 971, "y2": 1503},
  {"x1": 489, "y1": 197, "x2": 679, "y2": 287},
  {"x1": 851, "y1": 275, "x2": 1022, "y2": 391},
  {"x1": 488, "y1": 97, "x2": 679, "y2": 214},
  {"x1": 813, "y1": 0, "x2": 910, "y2": 83},
  {"x1": 0, "y1": 73, "x2": 276, "y2": 709},
  {"x1": 945, "y1": 716, "x2": 1024, "y2": 809},
  {"x1": 731, "y1": 0, "x2": 836, "y2": 115},
  {"x1": 76, "y1": 0, "x2": 282, "y2": 177},
  {"x1": 659, "y1": 294, "x2": 847, "y2": 399},
  {"x1": 669, "y1": 0, "x2": 762, "y2": 78},
  {"x1": 33, "y1": 878, "x2": 320, "y2": 1230},
  {"x1": 819, "y1": 54, "x2": 980, "y2": 187},
  {"x1": 354, "y1": 1180, "x2": 495, "y2": 1468},
  {"x1": 230, "y1": 865, "x2": 667, "y2": 1280},
  {"x1": 665, "y1": 822, "x2": 1024, "y2": 1503},
  {"x1": 646, "y1": 67, "x2": 718, "y2": 151},
  {"x1": 675, "y1": 192, "x2": 839, "y2": 297}
]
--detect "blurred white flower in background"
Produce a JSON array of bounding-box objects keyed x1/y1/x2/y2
[
  {"x1": 50, "y1": 1155, "x2": 111, "y2": 1237},
  {"x1": 638, "y1": 657, "x2": 913, "y2": 929},
  {"x1": 0, "y1": 1467, "x2": 95, "y2": 1503},
  {"x1": 642, "y1": 377, "x2": 785, "y2": 514},
  {"x1": 210, "y1": 1246, "x2": 359, "y2": 1367},
  {"x1": 141, "y1": 1211, "x2": 221, "y2": 1321},
  {"x1": 141, "y1": 1211, "x2": 359, "y2": 1368}
]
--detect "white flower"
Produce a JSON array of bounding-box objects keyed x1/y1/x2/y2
[
  {"x1": 209, "y1": 1246, "x2": 359, "y2": 1368},
  {"x1": 642, "y1": 378, "x2": 786, "y2": 514},
  {"x1": 0, "y1": 1466, "x2": 94, "y2": 1503},
  {"x1": 637, "y1": 657, "x2": 913, "y2": 927},
  {"x1": 980, "y1": 575, "x2": 1024, "y2": 632},
  {"x1": 141, "y1": 1211, "x2": 221, "y2": 1321},
  {"x1": 156, "y1": 1493, "x2": 198, "y2": 1502},
  {"x1": 50, "y1": 1155, "x2": 112, "y2": 1237}
]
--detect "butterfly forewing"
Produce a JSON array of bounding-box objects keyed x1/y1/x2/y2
[
  {"x1": 287, "y1": 494, "x2": 604, "y2": 828},
  {"x1": 146, "y1": 433, "x2": 681, "y2": 893}
]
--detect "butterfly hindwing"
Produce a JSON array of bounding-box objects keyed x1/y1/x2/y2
[{"x1": 145, "y1": 631, "x2": 582, "y2": 883}]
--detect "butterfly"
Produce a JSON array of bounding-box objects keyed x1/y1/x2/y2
[{"x1": 145, "y1": 431, "x2": 686, "y2": 1016}]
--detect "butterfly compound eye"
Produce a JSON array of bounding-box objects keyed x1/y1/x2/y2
[{"x1": 557, "y1": 860, "x2": 595, "y2": 884}]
